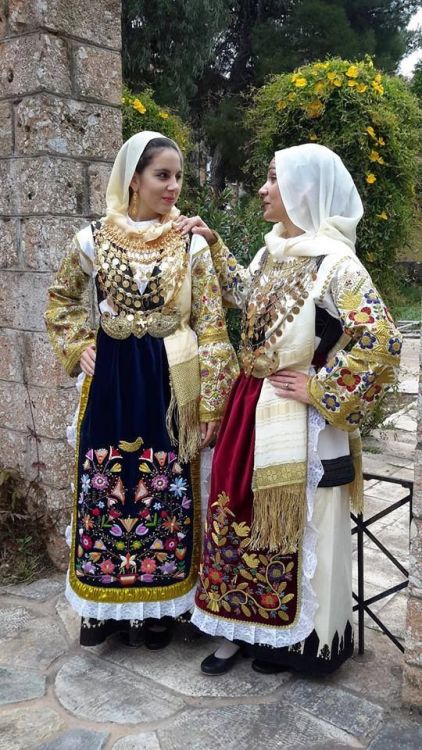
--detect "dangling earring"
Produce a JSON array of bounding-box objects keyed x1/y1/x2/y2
[{"x1": 129, "y1": 190, "x2": 139, "y2": 220}]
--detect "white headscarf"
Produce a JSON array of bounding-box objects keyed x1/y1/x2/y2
[
  {"x1": 267, "y1": 144, "x2": 363, "y2": 259},
  {"x1": 105, "y1": 131, "x2": 182, "y2": 238}
]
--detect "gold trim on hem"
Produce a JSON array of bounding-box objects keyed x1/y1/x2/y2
[{"x1": 68, "y1": 378, "x2": 202, "y2": 604}]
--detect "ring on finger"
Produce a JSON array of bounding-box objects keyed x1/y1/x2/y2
[{"x1": 284, "y1": 382, "x2": 290, "y2": 390}]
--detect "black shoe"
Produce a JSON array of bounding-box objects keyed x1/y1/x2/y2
[
  {"x1": 201, "y1": 650, "x2": 239, "y2": 675},
  {"x1": 144, "y1": 623, "x2": 173, "y2": 651},
  {"x1": 251, "y1": 659, "x2": 290, "y2": 674},
  {"x1": 119, "y1": 630, "x2": 143, "y2": 648}
]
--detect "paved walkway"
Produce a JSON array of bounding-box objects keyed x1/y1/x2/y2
[{"x1": 0, "y1": 340, "x2": 420, "y2": 750}]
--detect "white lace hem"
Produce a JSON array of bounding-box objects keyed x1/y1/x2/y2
[
  {"x1": 191, "y1": 406, "x2": 325, "y2": 648},
  {"x1": 65, "y1": 575, "x2": 196, "y2": 621}
]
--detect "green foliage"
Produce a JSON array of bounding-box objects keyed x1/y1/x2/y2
[
  {"x1": 0, "y1": 467, "x2": 51, "y2": 584},
  {"x1": 246, "y1": 57, "x2": 421, "y2": 292},
  {"x1": 122, "y1": 88, "x2": 192, "y2": 154},
  {"x1": 122, "y1": 0, "x2": 229, "y2": 116}
]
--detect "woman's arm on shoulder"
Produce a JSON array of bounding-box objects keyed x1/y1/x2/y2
[{"x1": 307, "y1": 254, "x2": 402, "y2": 431}]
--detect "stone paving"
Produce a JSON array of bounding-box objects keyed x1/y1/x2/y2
[{"x1": 0, "y1": 338, "x2": 420, "y2": 750}]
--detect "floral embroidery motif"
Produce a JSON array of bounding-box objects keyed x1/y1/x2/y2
[
  {"x1": 190, "y1": 247, "x2": 239, "y2": 420},
  {"x1": 308, "y1": 261, "x2": 402, "y2": 431},
  {"x1": 75, "y1": 445, "x2": 194, "y2": 588},
  {"x1": 196, "y1": 491, "x2": 298, "y2": 626}
]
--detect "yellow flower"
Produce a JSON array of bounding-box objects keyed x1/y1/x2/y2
[
  {"x1": 314, "y1": 81, "x2": 325, "y2": 94},
  {"x1": 376, "y1": 211, "x2": 388, "y2": 220},
  {"x1": 356, "y1": 83, "x2": 367, "y2": 93},
  {"x1": 366, "y1": 173, "x2": 377, "y2": 184},
  {"x1": 276, "y1": 99, "x2": 287, "y2": 111},
  {"x1": 348, "y1": 80, "x2": 357, "y2": 87},
  {"x1": 372, "y1": 80, "x2": 384, "y2": 95},
  {"x1": 306, "y1": 99, "x2": 324, "y2": 118},
  {"x1": 309, "y1": 132, "x2": 319, "y2": 141},
  {"x1": 377, "y1": 137, "x2": 385, "y2": 146},
  {"x1": 333, "y1": 77, "x2": 343, "y2": 87},
  {"x1": 369, "y1": 149, "x2": 380, "y2": 162},
  {"x1": 288, "y1": 92, "x2": 297, "y2": 101},
  {"x1": 132, "y1": 98, "x2": 146, "y2": 114},
  {"x1": 374, "y1": 73, "x2": 382, "y2": 83},
  {"x1": 158, "y1": 110, "x2": 169, "y2": 119},
  {"x1": 346, "y1": 65, "x2": 359, "y2": 78},
  {"x1": 294, "y1": 77, "x2": 307, "y2": 88},
  {"x1": 366, "y1": 126, "x2": 377, "y2": 140},
  {"x1": 327, "y1": 71, "x2": 336, "y2": 81}
]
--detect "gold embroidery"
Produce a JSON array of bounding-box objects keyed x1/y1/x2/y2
[
  {"x1": 252, "y1": 461, "x2": 307, "y2": 490},
  {"x1": 118, "y1": 437, "x2": 144, "y2": 452}
]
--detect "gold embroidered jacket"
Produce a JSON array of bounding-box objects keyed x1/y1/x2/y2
[
  {"x1": 44, "y1": 233, "x2": 239, "y2": 424},
  {"x1": 208, "y1": 235, "x2": 402, "y2": 432}
]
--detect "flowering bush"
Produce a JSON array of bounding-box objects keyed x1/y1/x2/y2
[
  {"x1": 246, "y1": 57, "x2": 421, "y2": 289},
  {"x1": 122, "y1": 88, "x2": 192, "y2": 155}
]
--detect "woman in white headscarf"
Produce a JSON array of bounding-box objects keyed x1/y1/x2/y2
[
  {"x1": 45, "y1": 132, "x2": 238, "y2": 648},
  {"x1": 175, "y1": 144, "x2": 402, "y2": 675}
]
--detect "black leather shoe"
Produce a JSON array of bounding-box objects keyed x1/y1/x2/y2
[
  {"x1": 201, "y1": 650, "x2": 239, "y2": 675},
  {"x1": 144, "y1": 624, "x2": 173, "y2": 651},
  {"x1": 119, "y1": 630, "x2": 143, "y2": 648},
  {"x1": 251, "y1": 659, "x2": 289, "y2": 674}
]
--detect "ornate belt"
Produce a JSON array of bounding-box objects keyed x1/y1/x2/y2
[
  {"x1": 100, "y1": 310, "x2": 181, "y2": 340},
  {"x1": 240, "y1": 346, "x2": 280, "y2": 378}
]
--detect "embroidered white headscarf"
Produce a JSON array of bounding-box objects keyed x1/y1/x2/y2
[
  {"x1": 105, "y1": 131, "x2": 182, "y2": 239},
  {"x1": 267, "y1": 144, "x2": 363, "y2": 259}
]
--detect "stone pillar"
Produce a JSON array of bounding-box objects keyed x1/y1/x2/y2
[
  {"x1": 402, "y1": 334, "x2": 422, "y2": 706},
  {"x1": 0, "y1": 0, "x2": 122, "y2": 567}
]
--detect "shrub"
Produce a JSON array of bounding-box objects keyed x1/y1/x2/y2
[
  {"x1": 246, "y1": 57, "x2": 421, "y2": 294},
  {"x1": 122, "y1": 87, "x2": 192, "y2": 155}
]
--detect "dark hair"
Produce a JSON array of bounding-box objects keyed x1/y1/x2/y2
[{"x1": 135, "y1": 137, "x2": 182, "y2": 175}]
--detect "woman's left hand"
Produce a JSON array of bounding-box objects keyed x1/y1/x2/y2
[
  {"x1": 268, "y1": 369, "x2": 311, "y2": 404},
  {"x1": 200, "y1": 420, "x2": 221, "y2": 448}
]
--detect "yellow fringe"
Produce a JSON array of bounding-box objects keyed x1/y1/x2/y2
[
  {"x1": 177, "y1": 399, "x2": 202, "y2": 464},
  {"x1": 249, "y1": 484, "x2": 306, "y2": 553},
  {"x1": 349, "y1": 430, "x2": 364, "y2": 514},
  {"x1": 165, "y1": 376, "x2": 178, "y2": 446}
]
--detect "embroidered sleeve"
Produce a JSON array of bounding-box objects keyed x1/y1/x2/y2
[
  {"x1": 190, "y1": 246, "x2": 239, "y2": 422},
  {"x1": 208, "y1": 234, "x2": 254, "y2": 308},
  {"x1": 308, "y1": 257, "x2": 402, "y2": 432},
  {"x1": 44, "y1": 241, "x2": 96, "y2": 377}
]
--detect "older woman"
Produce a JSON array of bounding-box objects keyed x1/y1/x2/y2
[
  {"x1": 176, "y1": 144, "x2": 402, "y2": 675},
  {"x1": 45, "y1": 131, "x2": 238, "y2": 648}
]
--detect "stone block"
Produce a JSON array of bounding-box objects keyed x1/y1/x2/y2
[
  {"x1": 0, "y1": 270, "x2": 53, "y2": 331},
  {"x1": 0, "y1": 218, "x2": 19, "y2": 267},
  {"x1": 412, "y1": 450, "x2": 422, "y2": 519},
  {"x1": 38, "y1": 729, "x2": 109, "y2": 750},
  {"x1": 0, "y1": 33, "x2": 71, "y2": 97},
  {"x1": 0, "y1": 100, "x2": 12, "y2": 155},
  {"x1": 0, "y1": 328, "x2": 23, "y2": 381},
  {"x1": 88, "y1": 162, "x2": 112, "y2": 216},
  {"x1": 37, "y1": 434, "x2": 74, "y2": 488},
  {"x1": 409, "y1": 517, "x2": 422, "y2": 594},
  {"x1": 46, "y1": 526, "x2": 70, "y2": 570},
  {"x1": 15, "y1": 94, "x2": 121, "y2": 159},
  {"x1": 55, "y1": 654, "x2": 185, "y2": 724},
  {"x1": 0, "y1": 4, "x2": 7, "y2": 38},
  {"x1": 0, "y1": 426, "x2": 37, "y2": 477},
  {"x1": 22, "y1": 331, "x2": 74, "y2": 387},
  {"x1": 0, "y1": 705, "x2": 65, "y2": 750},
  {"x1": 3, "y1": 576, "x2": 65, "y2": 600},
  {"x1": 0, "y1": 157, "x2": 86, "y2": 216},
  {"x1": 0, "y1": 667, "x2": 46, "y2": 706},
  {"x1": 73, "y1": 44, "x2": 122, "y2": 105},
  {"x1": 402, "y1": 663, "x2": 422, "y2": 708},
  {"x1": 0, "y1": 380, "x2": 32, "y2": 433},
  {"x1": 112, "y1": 735, "x2": 161, "y2": 750},
  {"x1": 8, "y1": 0, "x2": 121, "y2": 49},
  {"x1": 29, "y1": 384, "x2": 77, "y2": 439},
  {"x1": 21, "y1": 216, "x2": 88, "y2": 271},
  {"x1": 404, "y1": 596, "x2": 422, "y2": 667}
]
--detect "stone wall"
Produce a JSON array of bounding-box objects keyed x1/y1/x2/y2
[
  {"x1": 0, "y1": 0, "x2": 122, "y2": 567},
  {"x1": 402, "y1": 335, "x2": 422, "y2": 707}
]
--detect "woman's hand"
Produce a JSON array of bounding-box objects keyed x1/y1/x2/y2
[
  {"x1": 80, "y1": 344, "x2": 96, "y2": 376},
  {"x1": 173, "y1": 215, "x2": 217, "y2": 246},
  {"x1": 200, "y1": 420, "x2": 221, "y2": 449},
  {"x1": 268, "y1": 369, "x2": 311, "y2": 405}
]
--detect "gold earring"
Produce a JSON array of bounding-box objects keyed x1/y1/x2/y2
[{"x1": 129, "y1": 190, "x2": 139, "y2": 219}]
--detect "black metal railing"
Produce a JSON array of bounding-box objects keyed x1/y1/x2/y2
[{"x1": 351, "y1": 471, "x2": 413, "y2": 654}]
